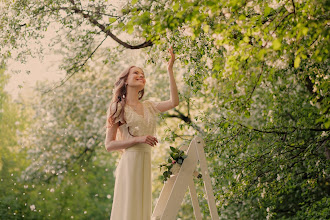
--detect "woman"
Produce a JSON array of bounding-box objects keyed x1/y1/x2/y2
[{"x1": 105, "y1": 47, "x2": 179, "y2": 220}]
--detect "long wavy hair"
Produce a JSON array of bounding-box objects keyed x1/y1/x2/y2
[{"x1": 106, "y1": 65, "x2": 145, "y2": 136}]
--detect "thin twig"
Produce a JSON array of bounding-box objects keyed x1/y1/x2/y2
[{"x1": 42, "y1": 36, "x2": 108, "y2": 94}]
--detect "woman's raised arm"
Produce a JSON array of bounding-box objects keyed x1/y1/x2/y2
[{"x1": 153, "y1": 46, "x2": 179, "y2": 113}]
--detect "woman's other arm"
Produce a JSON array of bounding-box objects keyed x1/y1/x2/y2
[
  {"x1": 105, "y1": 123, "x2": 136, "y2": 152},
  {"x1": 105, "y1": 123, "x2": 159, "y2": 152}
]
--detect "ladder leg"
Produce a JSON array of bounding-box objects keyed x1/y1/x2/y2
[
  {"x1": 152, "y1": 175, "x2": 177, "y2": 219},
  {"x1": 188, "y1": 176, "x2": 203, "y2": 220},
  {"x1": 195, "y1": 137, "x2": 220, "y2": 220}
]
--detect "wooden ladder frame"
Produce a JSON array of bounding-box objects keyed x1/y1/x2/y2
[{"x1": 152, "y1": 136, "x2": 220, "y2": 220}]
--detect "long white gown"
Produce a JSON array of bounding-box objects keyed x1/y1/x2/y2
[{"x1": 109, "y1": 99, "x2": 161, "y2": 220}]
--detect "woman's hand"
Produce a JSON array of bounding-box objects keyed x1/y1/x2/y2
[
  {"x1": 135, "y1": 135, "x2": 158, "y2": 147},
  {"x1": 167, "y1": 46, "x2": 175, "y2": 70}
]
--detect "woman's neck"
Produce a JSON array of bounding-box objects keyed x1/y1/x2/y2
[{"x1": 126, "y1": 86, "x2": 140, "y2": 105}]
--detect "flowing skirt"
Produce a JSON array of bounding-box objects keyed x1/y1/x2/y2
[{"x1": 110, "y1": 143, "x2": 152, "y2": 220}]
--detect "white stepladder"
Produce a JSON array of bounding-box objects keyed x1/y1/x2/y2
[{"x1": 152, "y1": 136, "x2": 220, "y2": 220}]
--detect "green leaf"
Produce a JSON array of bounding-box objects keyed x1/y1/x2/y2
[
  {"x1": 302, "y1": 27, "x2": 309, "y2": 36},
  {"x1": 243, "y1": 36, "x2": 249, "y2": 43},
  {"x1": 324, "y1": 119, "x2": 330, "y2": 129},
  {"x1": 170, "y1": 146, "x2": 176, "y2": 152},
  {"x1": 127, "y1": 24, "x2": 134, "y2": 34},
  {"x1": 272, "y1": 39, "x2": 281, "y2": 50},
  {"x1": 203, "y1": 24, "x2": 210, "y2": 33},
  {"x1": 173, "y1": 2, "x2": 180, "y2": 11},
  {"x1": 257, "y1": 49, "x2": 266, "y2": 60},
  {"x1": 131, "y1": 0, "x2": 138, "y2": 5},
  {"x1": 294, "y1": 56, "x2": 301, "y2": 68},
  {"x1": 315, "y1": 116, "x2": 324, "y2": 124},
  {"x1": 239, "y1": 14, "x2": 246, "y2": 20},
  {"x1": 264, "y1": 6, "x2": 271, "y2": 17},
  {"x1": 109, "y1": 17, "x2": 117, "y2": 23},
  {"x1": 244, "y1": 110, "x2": 250, "y2": 118}
]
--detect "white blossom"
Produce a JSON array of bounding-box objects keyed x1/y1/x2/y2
[{"x1": 254, "y1": 5, "x2": 261, "y2": 14}]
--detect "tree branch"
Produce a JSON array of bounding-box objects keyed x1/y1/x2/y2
[
  {"x1": 68, "y1": 0, "x2": 152, "y2": 49},
  {"x1": 245, "y1": 61, "x2": 264, "y2": 108},
  {"x1": 163, "y1": 109, "x2": 204, "y2": 134},
  {"x1": 291, "y1": 0, "x2": 296, "y2": 15}
]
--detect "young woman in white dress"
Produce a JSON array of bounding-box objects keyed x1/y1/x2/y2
[{"x1": 105, "y1": 47, "x2": 179, "y2": 220}]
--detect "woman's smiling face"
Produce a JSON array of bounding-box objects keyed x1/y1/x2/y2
[{"x1": 126, "y1": 66, "x2": 146, "y2": 89}]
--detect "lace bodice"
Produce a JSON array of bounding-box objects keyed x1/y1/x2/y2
[{"x1": 108, "y1": 99, "x2": 161, "y2": 146}]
